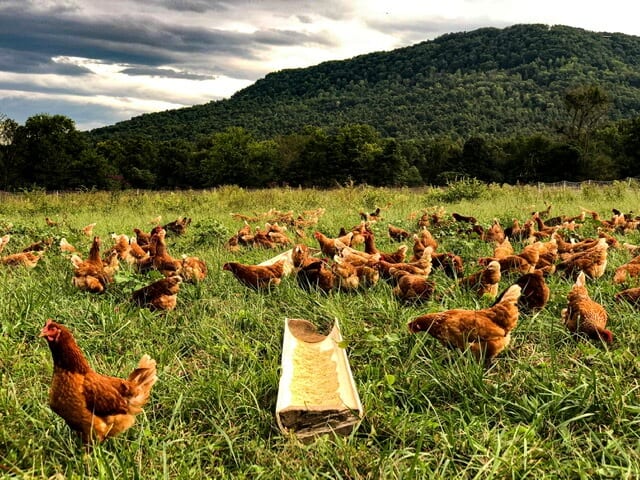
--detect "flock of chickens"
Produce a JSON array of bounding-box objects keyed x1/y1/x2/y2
[
  {"x1": 8, "y1": 202, "x2": 639, "y2": 445},
  {"x1": 222, "y1": 203, "x2": 640, "y2": 369},
  {"x1": 1, "y1": 215, "x2": 206, "y2": 444}
]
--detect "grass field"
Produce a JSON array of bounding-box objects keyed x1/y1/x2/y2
[{"x1": 1, "y1": 182, "x2": 640, "y2": 479}]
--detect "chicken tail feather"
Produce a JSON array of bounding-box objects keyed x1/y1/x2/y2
[{"x1": 127, "y1": 354, "x2": 158, "y2": 412}]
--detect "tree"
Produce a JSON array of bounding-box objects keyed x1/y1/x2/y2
[
  {"x1": 11, "y1": 114, "x2": 90, "y2": 189},
  {"x1": 563, "y1": 84, "x2": 612, "y2": 162},
  {"x1": 0, "y1": 114, "x2": 19, "y2": 188}
]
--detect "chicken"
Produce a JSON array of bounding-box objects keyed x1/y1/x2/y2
[
  {"x1": 163, "y1": 216, "x2": 191, "y2": 235},
  {"x1": 411, "y1": 227, "x2": 438, "y2": 260},
  {"x1": 355, "y1": 263, "x2": 380, "y2": 288},
  {"x1": 478, "y1": 255, "x2": 534, "y2": 275},
  {"x1": 331, "y1": 256, "x2": 360, "y2": 291},
  {"x1": 458, "y1": 260, "x2": 501, "y2": 297},
  {"x1": 82, "y1": 222, "x2": 97, "y2": 237},
  {"x1": 292, "y1": 244, "x2": 334, "y2": 292},
  {"x1": 150, "y1": 229, "x2": 182, "y2": 276},
  {"x1": 512, "y1": 270, "x2": 550, "y2": 311},
  {"x1": 504, "y1": 218, "x2": 523, "y2": 242},
  {"x1": 408, "y1": 284, "x2": 522, "y2": 365},
  {"x1": 473, "y1": 219, "x2": 505, "y2": 243},
  {"x1": 615, "y1": 287, "x2": 640, "y2": 304},
  {"x1": 132, "y1": 275, "x2": 182, "y2": 311},
  {"x1": 223, "y1": 260, "x2": 286, "y2": 290},
  {"x1": 40, "y1": 319, "x2": 157, "y2": 444},
  {"x1": 561, "y1": 271, "x2": 613, "y2": 343},
  {"x1": 493, "y1": 237, "x2": 514, "y2": 259},
  {"x1": 388, "y1": 224, "x2": 411, "y2": 242},
  {"x1": 179, "y1": 255, "x2": 208, "y2": 283},
  {"x1": 452, "y1": 212, "x2": 477, "y2": 224},
  {"x1": 45, "y1": 216, "x2": 59, "y2": 227},
  {"x1": 314, "y1": 231, "x2": 353, "y2": 258},
  {"x1": 376, "y1": 246, "x2": 433, "y2": 281},
  {"x1": 360, "y1": 207, "x2": 382, "y2": 222},
  {"x1": 431, "y1": 251, "x2": 464, "y2": 278},
  {"x1": 108, "y1": 233, "x2": 131, "y2": 261},
  {"x1": 613, "y1": 256, "x2": 640, "y2": 284},
  {"x1": 363, "y1": 231, "x2": 407, "y2": 263},
  {"x1": 296, "y1": 258, "x2": 335, "y2": 292},
  {"x1": 390, "y1": 268, "x2": 436, "y2": 303},
  {"x1": 59, "y1": 237, "x2": 77, "y2": 254},
  {"x1": 133, "y1": 228, "x2": 152, "y2": 250},
  {"x1": 0, "y1": 233, "x2": 10, "y2": 253},
  {"x1": 556, "y1": 237, "x2": 608, "y2": 279},
  {"x1": 149, "y1": 215, "x2": 162, "y2": 225},
  {"x1": 71, "y1": 236, "x2": 112, "y2": 293},
  {"x1": 0, "y1": 250, "x2": 43, "y2": 268},
  {"x1": 22, "y1": 238, "x2": 53, "y2": 252}
]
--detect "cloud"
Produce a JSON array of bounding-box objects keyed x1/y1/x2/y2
[{"x1": 119, "y1": 66, "x2": 217, "y2": 80}]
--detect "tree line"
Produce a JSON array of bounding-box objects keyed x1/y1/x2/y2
[{"x1": 1, "y1": 85, "x2": 639, "y2": 190}]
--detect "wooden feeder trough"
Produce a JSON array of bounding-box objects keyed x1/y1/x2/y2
[{"x1": 276, "y1": 318, "x2": 363, "y2": 442}]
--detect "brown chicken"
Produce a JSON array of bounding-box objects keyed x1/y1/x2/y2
[
  {"x1": 82, "y1": 222, "x2": 97, "y2": 237},
  {"x1": 72, "y1": 236, "x2": 112, "y2": 293},
  {"x1": 179, "y1": 255, "x2": 208, "y2": 283},
  {"x1": 615, "y1": 287, "x2": 640, "y2": 304},
  {"x1": 109, "y1": 233, "x2": 131, "y2": 261},
  {"x1": 493, "y1": 237, "x2": 514, "y2": 259},
  {"x1": 40, "y1": 320, "x2": 157, "y2": 444},
  {"x1": 314, "y1": 230, "x2": 353, "y2": 258},
  {"x1": 59, "y1": 237, "x2": 77, "y2": 254},
  {"x1": 151, "y1": 228, "x2": 182, "y2": 276},
  {"x1": 376, "y1": 246, "x2": 433, "y2": 281},
  {"x1": 561, "y1": 271, "x2": 613, "y2": 343},
  {"x1": 613, "y1": 256, "x2": 640, "y2": 284},
  {"x1": 132, "y1": 275, "x2": 182, "y2": 311},
  {"x1": 557, "y1": 237, "x2": 608, "y2": 279},
  {"x1": 411, "y1": 228, "x2": 438, "y2": 260},
  {"x1": 452, "y1": 212, "x2": 477, "y2": 224},
  {"x1": 223, "y1": 260, "x2": 286, "y2": 290},
  {"x1": 22, "y1": 237, "x2": 53, "y2": 252},
  {"x1": 296, "y1": 258, "x2": 335, "y2": 292},
  {"x1": 511, "y1": 270, "x2": 550, "y2": 311},
  {"x1": 390, "y1": 268, "x2": 436, "y2": 303},
  {"x1": 1, "y1": 250, "x2": 44, "y2": 268},
  {"x1": 363, "y1": 231, "x2": 407, "y2": 263},
  {"x1": 331, "y1": 256, "x2": 360, "y2": 291},
  {"x1": 408, "y1": 284, "x2": 522, "y2": 365},
  {"x1": 163, "y1": 216, "x2": 191, "y2": 235},
  {"x1": 473, "y1": 219, "x2": 506, "y2": 243},
  {"x1": 133, "y1": 228, "x2": 152, "y2": 250},
  {"x1": 478, "y1": 255, "x2": 534, "y2": 275},
  {"x1": 431, "y1": 251, "x2": 464, "y2": 278},
  {"x1": 458, "y1": 260, "x2": 501, "y2": 297},
  {"x1": 388, "y1": 224, "x2": 411, "y2": 242},
  {"x1": 292, "y1": 244, "x2": 334, "y2": 292},
  {"x1": 0, "y1": 233, "x2": 10, "y2": 253}
]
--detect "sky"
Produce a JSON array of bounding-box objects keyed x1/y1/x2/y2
[{"x1": 1, "y1": 1, "x2": 639, "y2": 131}]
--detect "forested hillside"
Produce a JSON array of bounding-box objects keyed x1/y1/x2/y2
[{"x1": 91, "y1": 24, "x2": 640, "y2": 141}]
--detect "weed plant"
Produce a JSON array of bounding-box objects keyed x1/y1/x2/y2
[{"x1": 1, "y1": 184, "x2": 640, "y2": 478}]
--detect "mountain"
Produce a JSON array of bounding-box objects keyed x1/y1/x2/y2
[{"x1": 91, "y1": 24, "x2": 640, "y2": 141}]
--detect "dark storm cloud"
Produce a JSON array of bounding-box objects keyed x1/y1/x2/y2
[
  {"x1": 119, "y1": 66, "x2": 216, "y2": 80},
  {"x1": 151, "y1": 0, "x2": 354, "y2": 20},
  {"x1": 0, "y1": 48, "x2": 92, "y2": 75},
  {"x1": 0, "y1": 3, "x2": 336, "y2": 78}
]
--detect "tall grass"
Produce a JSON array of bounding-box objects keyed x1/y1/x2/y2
[{"x1": 1, "y1": 183, "x2": 640, "y2": 478}]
